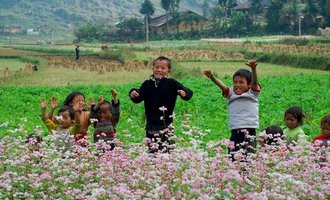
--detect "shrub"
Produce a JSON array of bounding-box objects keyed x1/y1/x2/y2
[
  {"x1": 278, "y1": 37, "x2": 309, "y2": 46},
  {"x1": 98, "y1": 49, "x2": 137, "y2": 64},
  {"x1": 171, "y1": 62, "x2": 202, "y2": 79},
  {"x1": 243, "y1": 51, "x2": 330, "y2": 70}
]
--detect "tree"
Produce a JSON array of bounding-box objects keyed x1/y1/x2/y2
[
  {"x1": 322, "y1": 0, "x2": 330, "y2": 27},
  {"x1": 218, "y1": 0, "x2": 235, "y2": 21},
  {"x1": 169, "y1": 0, "x2": 180, "y2": 13},
  {"x1": 161, "y1": 0, "x2": 171, "y2": 34},
  {"x1": 265, "y1": 0, "x2": 286, "y2": 33},
  {"x1": 250, "y1": 0, "x2": 263, "y2": 21},
  {"x1": 116, "y1": 18, "x2": 144, "y2": 42},
  {"x1": 227, "y1": 10, "x2": 253, "y2": 37},
  {"x1": 140, "y1": 0, "x2": 154, "y2": 43},
  {"x1": 161, "y1": 0, "x2": 181, "y2": 35}
]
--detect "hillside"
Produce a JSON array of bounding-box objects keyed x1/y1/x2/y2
[{"x1": 0, "y1": 0, "x2": 217, "y2": 34}]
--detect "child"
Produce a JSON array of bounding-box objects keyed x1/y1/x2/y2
[
  {"x1": 129, "y1": 56, "x2": 193, "y2": 153},
  {"x1": 90, "y1": 89, "x2": 120, "y2": 150},
  {"x1": 62, "y1": 92, "x2": 90, "y2": 143},
  {"x1": 312, "y1": 114, "x2": 330, "y2": 147},
  {"x1": 283, "y1": 106, "x2": 307, "y2": 144},
  {"x1": 40, "y1": 99, "x2": 81, "y2": 153},
  {"x1": 258, "y1": 125, "x2": 284, "y2": 146},
  {"x1": 26, "y1": 134, "x2": 43, "y2": 152},
  {"x1": 204, "y1": 60, "x2": 261, "y2": 158},
  {"x1": 258, "y1": 125, "x2": 288, "y2": 156}
]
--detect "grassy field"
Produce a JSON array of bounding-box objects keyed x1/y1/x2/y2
[{"x1": 0, "y1": 58, "x2": 27, "y2": 71}]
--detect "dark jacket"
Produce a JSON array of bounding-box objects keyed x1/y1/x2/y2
[{"x1": 129, "y1": 76, "x2": 193, "y2": 131}]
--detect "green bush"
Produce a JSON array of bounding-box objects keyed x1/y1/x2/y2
[
  {"x1": 243, "y1": 51, "x2": 330, "y2": 70},
  {"x1": 278, "y1": 37, "x2": 309, "y2": 46},
  {"x1": 98, "y1": 49, "x2": 137, "y2": 64},
  {"x1": 18, "y1": 55, "x2": 43, "y2": 65},
  {"x1": 13, "y1": 46, "x2": 94, "y2": 55},
  {"x1": 171, "y1": 62, "x2": 202, "y2": 79}
]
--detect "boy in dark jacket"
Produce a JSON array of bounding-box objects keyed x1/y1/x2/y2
[{"x1": 129, "y1": 56, "x2": 193, "y2": 153}]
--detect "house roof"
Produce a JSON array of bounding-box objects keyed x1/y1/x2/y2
[
  {"x1": 149, "y1": 14, "x2": 174, "y2": 27},
  {"x1": 233, "y1": 0, "x2": 271, "y2": 10},
  {"x1": 233, "y1": 1, "x2": 250, "y2": 10},
  {"x1": 149, "y1": 10, "x2": 207, "y2": 27}
]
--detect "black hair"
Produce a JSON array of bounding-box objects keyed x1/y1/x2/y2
[
  {"x1": 63, "y1": 92, "x2": 85, "y2": 106},
  {"x1": 284, "y1": 106, "x2": 304, "y2": 125},
  {"x1": 94, "y1": 100, "x2": 112, "y2": 112},
  {"x1": 26, "y1": 134, "x2": 42, "y2": 144},
  {"x1": 265, "y1": 125, "x2": 284, "y2": 145},
  {"x1": 321, "y1": 114, "x2": 330, "y2": 127},
  {"x1": 153, "y1": 56, "x2": 172, "y2": 69},
  {"x1": 233, "y1": 69, "x2": 252, "y2": 84},
  {"x1": 58, "y1": 105, "x2": 75, "y2": 119}
]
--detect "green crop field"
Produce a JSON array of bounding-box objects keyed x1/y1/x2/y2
[{"x1": 0, "y1": 41, "x2": 329, "y2": 199}]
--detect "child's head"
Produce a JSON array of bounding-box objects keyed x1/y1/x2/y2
[
  {"x1": 26, "y1": 134, "x2": 42, "y2": 151},
  {"x1": 63, "y1": 92, "x2": 85, "y2": 111},
  {"x1": 26, "y1": 134, "x2": 42, "y2": 144},
  {"x1": 96, "y1": 101, "x2": 112, "y2": 121},
  {"x1": 284, "y1": 106, "x2": 304, "y2": 129},
  {"x1": 320, "y1": 114, "x2": 330, "y2": 137},
  {"x1": 232, "y1": 69, "x2": 252, "y2": 95},
  {"x1": 265, "y1": 125, "x2": 284, "y2": 145},
  {"x1": 152, "y1": 56, "x2": 171, "y2": 79},
  {"x1": 58, "y1": 105, "x2": 76, "y2": 129}
]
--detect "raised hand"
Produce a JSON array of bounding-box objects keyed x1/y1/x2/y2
[
  {"x1": 203, "y1": 70, "x2": 213, "y2": 78},
  {"x1": 111, "y1": 89, "x2": 118, "y2": 104},
  {"x1": 111, "y1": 89, "x2": 118, "y2": 98},
  {"x1": 87, "y1": 97, "x2": 94, "y2": 110},
  {"x1": 245, "y1": 60, "x2": 257, "y2": 69},
  {"x1": 40, "y1": 99, "x2": 47, "y2": 109},
  {"x1": 97, "y1": 95, "x2": 104, "y2": 105},
  {"x1": 50, "y1": 96, "x2": 58, "y2": 110},
  {"x1": 72, "y1": 100, "x2": 81, "y2": 111}
]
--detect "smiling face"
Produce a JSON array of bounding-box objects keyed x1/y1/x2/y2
[
  {"x1": 233, "y1": 75, "x2": 250, "y2": 95},
  {"x1": 152, "y1": 59, "x2": 170, "y2": 79},
  {"x1": 59, "y1": 111, "x2": 74, "y2": 129},
  {"x1": 69, "y1": 95, "x2": 85, "y2": 111}
]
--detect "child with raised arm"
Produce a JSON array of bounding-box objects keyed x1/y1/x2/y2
[
  {"x1": 40, "y1": 98, "x2": 81, "y2": 153},
  {"x1": 129, "y1": 56, "x2": 193, "y2": 153},
  {"x1": 283, "y1": 106, "x2": 307, "y2": 144},
  {"x1": 204, "y1": 60, "x2": 261, "y2": 159},
  {"x1": 90, "y1": 89, "x2": 120, "y2": 151},
  {"x1": 48, "y1": 92, "x2": 91, "y2": 146},
  {"x1": 62, "y1": 92, "x2": 90, "y2": 143},
  {"x1": 312, "y1": 114, "x2": 330, "y2": 147}
]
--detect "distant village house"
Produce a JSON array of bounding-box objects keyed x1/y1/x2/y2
[
  {"x1": 26, "y1": 29, "x2": 39, "y2": 35},
  {"x1": 0, "y1": 25, "x2": 22, "y2": 34},
  {"x1": 149, "y1": 10, "x2": 209, "y2": 35}
]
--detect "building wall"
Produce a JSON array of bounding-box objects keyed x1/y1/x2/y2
[{"x1": 152, "y1": 20, "x2": 208, "y2": 35}]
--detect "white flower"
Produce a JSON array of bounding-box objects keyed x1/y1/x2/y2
[
  {"x1": 55, "y1": 115, "x2": 63, "y2": 122},
  {"x1": 159, "y1": 106, "x2": 167, "y2": 111},
  {"x1": 90, "y1": 118, "x2": 98, "y2": 123},
  {"x1": 0, "y1": 121, "x2": 9, "y2": 128}
]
